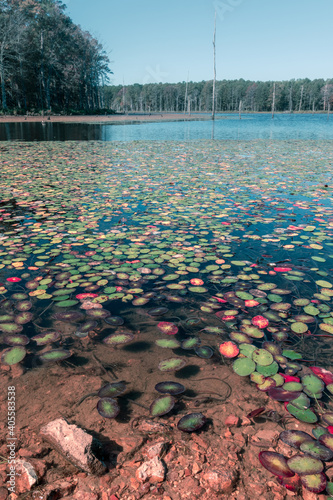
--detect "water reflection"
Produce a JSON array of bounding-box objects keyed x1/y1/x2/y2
[{"x1": 0, "y1": 113, "x2": 332, "y2": 141}]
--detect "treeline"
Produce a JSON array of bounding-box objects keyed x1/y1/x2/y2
[
  {"x1": 105, "y1": 78, "x2": 333, "y2": 114},
  {"x1": 0, "y1": 0, "x2": 111, "y2": 114}
]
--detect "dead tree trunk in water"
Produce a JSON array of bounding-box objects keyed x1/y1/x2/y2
[{"x1": 212, "y1": 11, "x2": 216, "y2": 120}]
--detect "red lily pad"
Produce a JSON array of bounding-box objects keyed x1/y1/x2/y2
[
  {"x1": 259, "y1": 451, "x2": 294, "y2": 478},
  {"x1": 157, "y1": 322, "x2": 178, "y2": 335}
]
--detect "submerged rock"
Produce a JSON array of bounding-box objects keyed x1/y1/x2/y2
[{"x1": 40, "y1": 417, "x2": 106, "y2": 475}]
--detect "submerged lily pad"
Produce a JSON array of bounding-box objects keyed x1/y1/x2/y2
[
  {"x1": 32, "y1": 331, "x2": 61, "y2": 345},
  {"x1": 3, "y1": 334, "x2": 30, "y2": 346},
  {"x1": 300, "y1": 473, "x2": 327, "y2": 494},
  {"x1": 150, "y1": 394, "x2": 175, "y2": 417},
  {"x1": 177, "y1": 412, "x2": 206, "y2": 432},
  {"x1": 97, "y1": 398, "x2": 120, "y2": 419},
  {"x1": 39, "y1": 349, "x2": 71, "y2": 362},
  {"x1": 195, "y1": 345, "x2": 214, "y2": 358},
  {"x1": 1, "y1": 346, "x2": 26, "y2": 365},
  {"x1": 158, "y1": 358, "x2": 186, "y2": 372},
  {"x1": 287, "y1": 454, "x2": 323, "y2": 475},
  {"x1": 104, "y1": 316, "x2": 124, "y2": 326},
  {"x1": 0, "y1": 323, "x2": 23, "y2": 334},
  {"x1": 103, "y1": 332, "x2": 135, "y2": 346},
  {"x1": 299, "y1": 440, "x2": 333, "y2": 461},
  {"x1": 155, "y1": 381, "x2": 185, "y2": 395},
  {"x1": 279, "y1": 430, "x2": 314, "y2": 449},
  {"x1": 98, "y1": 381, "x2": 127, "y2": 398},
  {"x1": 258, "y1": 451, "x2": 294, "y2": 478}
]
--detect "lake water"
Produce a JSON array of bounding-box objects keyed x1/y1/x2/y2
[
  {"x1": 0, "y1": 113, "x2": 333, "y2": 141},
  {"x1": 1, "y1": 118, "x2": 333, "y2": 482}
]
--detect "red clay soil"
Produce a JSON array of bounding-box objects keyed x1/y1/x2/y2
[{"x1": 0, "y1": 348, "x2": 327, "y2": 500}]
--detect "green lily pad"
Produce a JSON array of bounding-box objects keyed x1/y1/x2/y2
[
  {"x1": 232, "y1": 357, "x2": 256, "y2": 377},
  {"x1": 1, "y1": 346, "x2": 26, "y2": 365},
  {"x1": 158, "y1": 358, "x2": 186, "y2": 372},
  {"x1": 150, "y1": 395, "x2": 175, "y2": 417}
]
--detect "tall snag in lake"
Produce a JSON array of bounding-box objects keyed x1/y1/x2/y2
[{"x1": 212, "y1": 11, "x2": 216, "y2": 121}]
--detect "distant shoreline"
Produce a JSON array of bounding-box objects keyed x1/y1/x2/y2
[{"x1": 0, "y1": 110, "x2": 329, "y2": 125}]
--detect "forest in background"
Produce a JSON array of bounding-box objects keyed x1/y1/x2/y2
[
  {"x1": 1, "y1": 1, "x2": 332, "y2": 116},
  {"x1": 105, "y1": 78, "x2": 333, "y2": 114},
  {"x1": 0, "y1": 0, "x2": 110, "y2": 114}
]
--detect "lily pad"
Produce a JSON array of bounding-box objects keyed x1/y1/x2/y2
[
  {"x1": 287, "y1": 454, "x2": 323, "y2": 475},
  {"x1": 258, "y1": 451, "x2": 294, "y2": 478},
  {"x1": 279, "y1": 430, "x2": 314, "y2": 449},
  {"x1": 300, "y1": 473, "x2": 327, "y2": 494},
  {"x1": 97, "y1": 398, "x2": 120, "y2": 419},
  {"x1": 150, "y1": 395, "x2": 175, "y2": 417},
  {"x1": 232, "y1": 357, "x2": 256, "y2": 377},
  {"x1": 32, "y1": 331, "x2": 62, "y2": 345},
  {"x1": 1, "y1": 346, "x2": 26, "y2": 365},
  {"x1": 98, "y1": 381, "x2": 127, "y2": 398},
  {"x1": 177, "y1": 412, "x2": 206, "y2": 432},
  {"x1": 39, "y1": 349, "x2": 71, "y2": 362},
  {"x1": 155, "y1": 381, "x2": 185, "y2": 395},
  {"x1": 158, "y1": 358, "x2": 186, "y2": 372},
  {"x1": 103, "y1": 332, "x2": 135, "y2": 346}
]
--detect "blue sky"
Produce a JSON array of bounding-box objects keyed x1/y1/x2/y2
[{"x1": 65, "y1": 0, "x2": 332, "y2": 86}]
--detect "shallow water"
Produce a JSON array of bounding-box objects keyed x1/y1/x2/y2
[{"x1": 0, "y1": 140, "x2": 333, "y2": 429}]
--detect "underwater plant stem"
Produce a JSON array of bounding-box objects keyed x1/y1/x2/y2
[
  {"x1": 38, "y1": 301, "x2": 54, "y2": 317},
  {"x1": 92, "y1": 353, "x2": 117, "y2": 380}
]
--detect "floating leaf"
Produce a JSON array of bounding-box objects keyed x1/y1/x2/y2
[
  {"x1": 155, "y1": 381, "x2": 185, "y2": 395},
  {"x1": 219, "y1": 341, "x2": 239, "y2": 358},
  {"x1": 150, "y1": 395, "x2": 175, "y2": 417},
  {"x1": 39, "y1": 349, "x2": 71, "y2": 362},
  {"x1": 98, "y1": 381, "x2": 127, "y2": 398},
  {"x1": 195, "y1": 345, "x2": 214, "y2": 358},
  {"x1": 268, "y1": 388, "x2": 302, "y2": 402},
  {"x1": 157, "y1": 322, "x2": 178, "y2": 335},
  {"x1": 279, "y1": 430, "x2": 314, "y2": 449},
  {"x1": 286, "y1": 403, "x2": 318, "y2": 423},
  {"x1": 155, "y1": 338, "x2": 181, "y2": 348},
  {"x1": 181, "y1": 337, "x2": 201, "y2": 350},
  {"x1": 252, "y1": 349, "x2": 274, "y2": 366},
  {"x1": 287, "y1": 455, "x2": 323, "y2": 475},
  {"x1": 97, "y1": 398, "x2": 120, "y2": 419},
  {"x1": 300, "y1": 473, "x2": 327, "y2": 494},
  {"x1": 1, "y1": 346, "x2": 26, "y2": 365},
  {"x1": 299, "y1": 440, "x2": 333, "y2": 461},
  {"x1": 32, "y1": 331, "x2": 61, "y2": 345},
  {"x1": 103, "y1": 332, "x2": 134, "y2": 346},
  {"x1": 232, "y1": 357, "x2": 256, "y2": 377},
  {"x1": 259, "y1": 451, "x2": 294, "y2": 478},
  {"x1": 177, "y1": 412, "x2": 206, "y2": 432},
  {"x1": 158, "y1": 358, "x2": 186, "y2": 372},
  {"x1": 0, "y1": 323, "x2": 23, "y2": 334}
]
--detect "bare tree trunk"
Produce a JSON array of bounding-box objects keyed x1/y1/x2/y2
[
  {"x1": 289, "y1": 85, "x2": 293, "y2": 113},
  {"x1": 272, "y1": 82, "x2": 276, "y2": 119},
  {"x1": 184, "y1": 71, "x2": 188, "y2": 114},
  {"x1": 212, "y1": 11, "x2": 216, "y2": 120},
  {"x1": 0, "y1": 47, "x2": 6, "y2": 110},
  {"x1": 239, "y1": 99, "x2": 242, "y2": 119},
  {"x1": 298, "y1": 85, "x2": 303, "y2": 112},
  {"x1": 327, "y1": 101, "x2": 330, "y2": 121}
]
